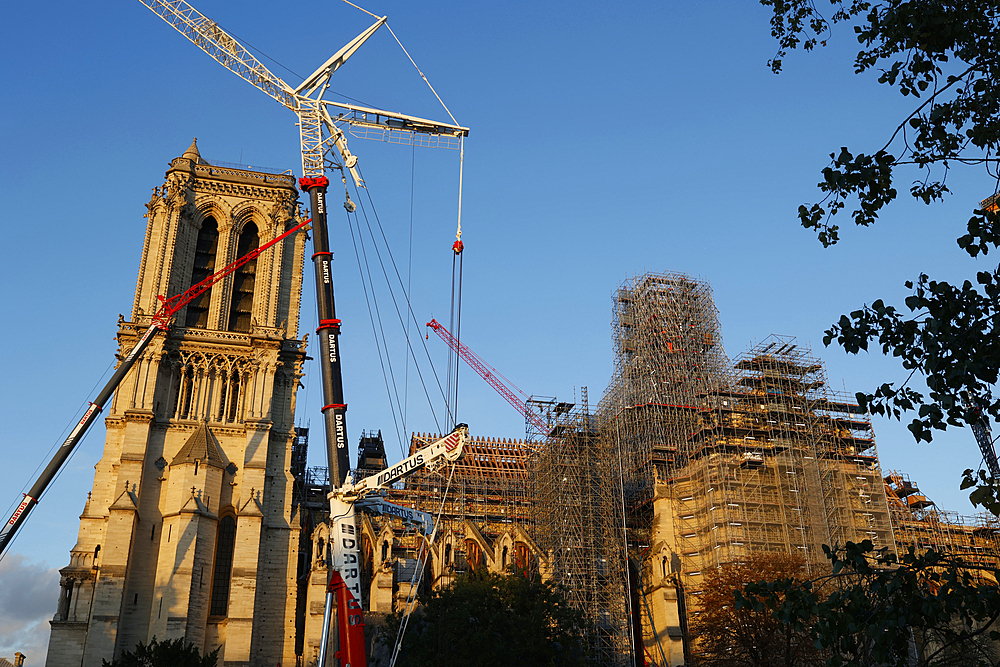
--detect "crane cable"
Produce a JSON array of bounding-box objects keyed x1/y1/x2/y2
[
  {"x1": 447, "y1": 243, "x2": 463, "y2": 430},
  {"x1": 339, "y1": 0, "x2": 459, "y2": 127},
  {"x1": 344, "y1": 198, "x2": 409, "y2": 453},
  {"x1": 403, "y1": 143, "x2": 416, "y2": 449},
  {"x1": 389, "y1": 461, "x2": 457, "y2": 667},
  {"x1": 353, "y1": 163, "x2": 455, "y2": 426},
  {"x1": 348, "y1": 180, "x2": 437, "y2": 441},
  {"x1": 445, "y1": 136, "x2": 466, "y2": 430},
  {"x1": 343, "y1": 163, "x2": 456, "y2": 452},
  {"x1": 342, "y1": 172, "x2": 411, "y2": 450}
]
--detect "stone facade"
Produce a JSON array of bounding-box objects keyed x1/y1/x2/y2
[
  {"x1": 294, "y1": 431, "x2": 553, "y2": 667},
  {"x1": 46, "y1": 140, "x2": 308, "y2": 667}
]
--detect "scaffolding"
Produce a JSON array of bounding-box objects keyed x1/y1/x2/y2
[
  {"x1": 885, "y1": 471, "x2": 1000, "y2": 572},
  {"x1": 382, "y1": 431, "x2": 537, "y2": 575},
  {"x1": 292, "y1": 268, "x2": 1000, "y2": 666},
  {"x1": 533, "y1": 389, "x2": 633, "y2": 667},
  {"x1": 595, "y1": 271, "x2": 897, "y2": 663},
  {"x1": 599, "y1": 271, "x2": 732, "y2": 543},
  {"x1": 595, "y1": 272, "x2": 734, "y2": 665},
  {"x1": 345, "y1": 387, "x2": 635, "y2": 665},
  {"x1": 293, "y1": 269, "x2": 1000, "y2": 666}
]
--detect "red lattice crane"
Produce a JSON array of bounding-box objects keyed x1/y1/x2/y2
[{"x1": 426, "y1": 319, "x2": 549, "y2": 436}]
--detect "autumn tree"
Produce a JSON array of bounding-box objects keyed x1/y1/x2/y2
[
  {"x1": 690, "y1": 551, "x2": 824, "y2": 667},
  {"x1": 730, "y1": 7, "x2": 1000, "y2": 665},
  {"x1": 740, "y1": 541, "x2": 1000, "y2": 667}
]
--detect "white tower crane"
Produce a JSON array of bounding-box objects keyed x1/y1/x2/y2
[{"x1": 136, "y1": 3, "x2": 468, "y2": 666}]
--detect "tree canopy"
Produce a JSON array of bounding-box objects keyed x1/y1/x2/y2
[
  {"x1": 691, "y1": 552, "x2": 824, "y2": 667},
  {"x1": 718, "y1": 7, "x2": 1000, "y2": 667},
  {"x1": 101, "y1": 637, "x2": 218, "y2": 667},
  {"x1": 381, "y1": 568, "x2": 586, "y2": 667},
  {"x1": 760, "y1": 0, "x2": 1000, "y2": 450},
  {"x1": 740, "y1": 542, "x2": 1000, "y2": 667}
]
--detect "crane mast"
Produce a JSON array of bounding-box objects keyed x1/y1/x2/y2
[{"x1": 967, "y1": 402, "x2": 1000, "y2": 478}]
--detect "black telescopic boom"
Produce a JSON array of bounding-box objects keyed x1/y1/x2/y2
[
  {"x1": 0, "y1": 323, "x2": 162, "y2": 556},
  {"x1": 300, "y1": 176, "x2": 351, "y2": 489}
]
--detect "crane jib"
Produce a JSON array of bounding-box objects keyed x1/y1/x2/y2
[{"x1": 375, "y1": 453, "x2": 426, "y2": 488}]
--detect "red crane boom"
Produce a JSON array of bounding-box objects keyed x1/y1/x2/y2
[
  {"x1": 0, "y1": 217, "x2": 311, "y2": 556},
  {"x1": 426, "y1": 319, "x2": 549, "y2": 436}
]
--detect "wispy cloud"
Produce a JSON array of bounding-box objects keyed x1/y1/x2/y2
[{"x1": 0, "y1": 555, "x2": 59, "y2": 666}]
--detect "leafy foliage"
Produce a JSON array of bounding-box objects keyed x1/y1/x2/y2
[
  {"x1": 381, "y1": 568, "x2": 586, "y2": 667},
  {"x1": 101, "y1": 637, "x2": 219, "y2": 667},
  {"x1": 690, "y1": 551, "x2": 824, "y2": 667},
  {"x1": 760, "y1": 0, "x2": 1000, "y2": 447},
  {"x1": 739, "y1": 541, "x2": 1000, "y2": 667}
]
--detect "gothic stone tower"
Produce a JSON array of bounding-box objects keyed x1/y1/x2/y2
[{"x1": 46, "y1": 140, "x2": 308, "y2": 667}]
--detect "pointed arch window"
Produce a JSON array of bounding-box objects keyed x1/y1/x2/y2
[
  {"x1": 515, "y1": 542, "x2": 536, "y2": 575},
  {"x1": 214, "y1": 367, "x2": 241, "y2": 423},
  {"x1": 210, "y1": 514, "x2": 237, "y2": 616},
  {"x1": 226, "y1": 370, "x2": 241, "y2": 422},
  {"x1": 173, "y1": 365, "x2": 195, "y2": 420},
  {"x1": 228, "y1": 222, "x2": 259, "y2": 332},
  {"x1": 185, "y1": 217, "x2": 219, "y2": 329}
]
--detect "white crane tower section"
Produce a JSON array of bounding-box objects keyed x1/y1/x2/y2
[{"x1": 138, "y1": 0, "x2": 468, "y2": 183}]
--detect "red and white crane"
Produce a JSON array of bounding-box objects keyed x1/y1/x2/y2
[
  {"x1": 0, "y1": 217, "x2": 312, "y2": 556},
  {"x1": 426, "y1": 319, "x2": 551, "y2": 437}
]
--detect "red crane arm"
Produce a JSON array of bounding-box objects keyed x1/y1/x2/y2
[
  {"x1": 151, "y1": 217, "x2": 312, "y2": 329},
  {"x1": 0, "y1": 217, "x2": 312, "y2": 557},
  {"x1": 426, "y1": 319, "x2": 549, "y2": 435}
]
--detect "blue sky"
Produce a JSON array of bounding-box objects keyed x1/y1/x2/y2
[{"x1": 1, "y1": 1, "x2": 996, "y2": 660}]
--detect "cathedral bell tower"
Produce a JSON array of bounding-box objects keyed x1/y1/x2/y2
[{"x1": 46, "y1": 139, "x2": 309, "y2": 667}]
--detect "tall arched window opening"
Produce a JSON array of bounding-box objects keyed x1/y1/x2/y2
[
  {"x1": 210, "y1": 515, "x2": 237, "y2": 616},
  {"x1": 226, "y1": 371, "x2": 241, "y2": 422},
  {"x1": 174, "y1": 366, "x2": 195, "y2": 420},
  {"x1": 465, "y1": 540, "x2": 482, "y2": 572},
  {"x1": 185, "y1": 217, "x2": 219, "y2": 328},
  {"x1": 515, "y1": 542, "x2": 535, "y2": 575},
  {"x1": 228, "y1": 222, "x2": 259, "y2": 332},
  {"x1": 214, "y1": 369, "x2": 228, "y2": 422}
]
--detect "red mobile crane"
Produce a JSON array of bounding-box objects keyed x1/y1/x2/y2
[
  {"x1": 426, "y1": 319, "x2": 550, "y2": 436},
  {"x1": 0, "y1": 217, "x2": 312, "y2": 556}
]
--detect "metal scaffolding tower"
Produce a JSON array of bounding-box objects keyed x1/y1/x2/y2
[
  {"x1": 533, "y1": 389, "x2": 634, "y2": 667},
  {"x1": 595, "y1": 271, "x2": 897, "y2": 663}
]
